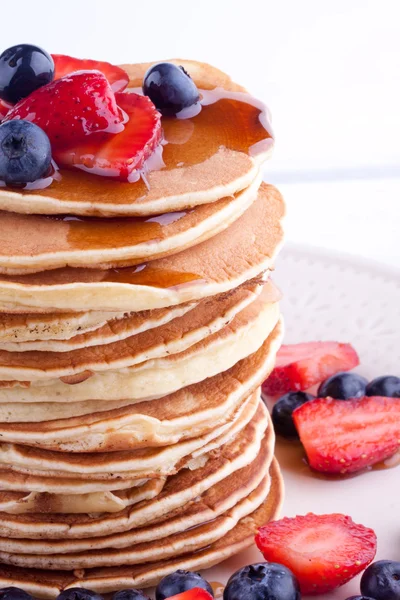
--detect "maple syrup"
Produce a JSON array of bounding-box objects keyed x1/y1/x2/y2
[
  {"x1": 209, "y1": 581, "x2": 224, "y2": 598},
  {"x1": 47, "y1": 210, "x2": 189, "y2": 250},
  {"x1": 104, "y1": 264, "x2": 204, "y2": 288},
  {"x1": 11, "y1": 88, "x2": 272, "y2": 205}
]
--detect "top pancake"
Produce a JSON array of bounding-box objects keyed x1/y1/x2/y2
[{"x1": 0, "y1": 60, "x2": 273, "y2": 217}]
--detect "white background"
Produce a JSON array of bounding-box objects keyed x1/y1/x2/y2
[
  {"x1": 1, "y1": 0, "x2": 399, "y2": 265},
  {"x1": 1, "y1": 0, "x2": 400, "y2": 265}
]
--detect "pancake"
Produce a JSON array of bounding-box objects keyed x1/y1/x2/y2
[
  {"x1": 0, "y1": 459, "x2": 282, "y2": 598},
  {"x1": 0, "y1": 310, "x2": 125, "y2": 343},
  {"x1": 0, "y1": 475, "x2": 271, "y2": 570},
  {"x1": 0, "y1": 323, "x2": 278, "y2": 449},
  {"x1": 0, "y1": 429, "x2": 272, "y2": 547},
  {"x1": 0, "y1": 478, "x2": 165, "y2": 515},
  {"x1": 0, "y1": 278, "x2": 268, "y2": 381},
  {"x1": 0, "y1": 176, "x2": 261, "y2": 275},
  {"x1": 0, "y1": 309, "x2": 281, "y2": 413},
  {"x1": 0, "y1": 60, "x2": 273, "y2": 218},
  {"x1": 0, "y1": 391, "x2": 264, "y2": 481},
  {"x1": 0, "y1": 301, "x2": 197, "y2": 349},
  {"x1": 0, "y1": 400, "x2": 270, "y2": 537},
  {"x1": 0, "y1": 184, "x2": 285, "y2": 313}
]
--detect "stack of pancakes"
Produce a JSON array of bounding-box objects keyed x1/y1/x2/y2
[{"x1": 0, "y1": 60, "x2": 285, "y2": 597}]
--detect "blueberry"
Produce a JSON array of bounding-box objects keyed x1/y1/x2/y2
[
  {"x1": 223, "y1": 562, "x2": 300, "y2": 600},
  {"x1": 143, "y1": 62, "x2": 200, "y2": 115},
  {"x1": 0, "y1": 120, "x2": 51, "y2": 185},
  {"x1": 317, "y1": 372, "x2": 368, "y2": 400},
  {"x1": 112, "y1": 590, "x2": 150, "y2": 600},
  {"x1": 361, "y1": 560, "x2": 400, "y2": 600},
  {"x1": 0, "y1": 44, "x2": 54, "y2": 104},
  {"x1": 56, "y1": 589, "x2": 103, "y2": 600},
  {"x1": 0, "y1": 588, "x2": 34, "y2": 600},
  {"x1": 345, "y1": 596, "x2": 376, "y2": 600},
  {"x1": 155, "y1": 569, "x2": 213, "y2": 600},
  {"x1": 272, "y1": 391, "x2": 315, "y2": 439},
  {"x1": 366, "y1": 376, "x2": 400, "y2": 398}
]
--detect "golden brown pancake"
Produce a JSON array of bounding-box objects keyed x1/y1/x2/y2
[
  {"x1": 0, "y1": 460, "x2": 282, "y2": 597},
  {"x1": 0, "y1": 176, "x2": 260, "y2": 274},
  {"x1": 0, "y1": 60, "x2": 273, "y2": 217},
  {"x1": 0, "y1": 184, "x2": 285, "y2": 313}
]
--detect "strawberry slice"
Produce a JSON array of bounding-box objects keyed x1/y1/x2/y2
[
  {"x1": 256, "y1": 513, "x2": 377, "y2": 595},
  {"x1": 52, "y1": 54, "x2": 129, "y2": 92},
  {"x1": 168, "y1": 590, "x2": 214, "y2": 600},
  {"x1": 4, "y1": 71, "x2": 124, "y2": 149},
  {"x1": 0, "y1": 99, "x2": 12, "y2": 119},
  {"x1": 262, "y1": 341, "x2": 359, "y2": 396},
  {"x1": 293, "y1": 395, "x2": 400, "y2": 474},
  {"x1": 54, "y1": 92, "x2": 162, "y2": 180}
]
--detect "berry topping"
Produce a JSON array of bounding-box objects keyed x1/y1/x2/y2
[
  {"x1": 361, "y1": 560, "x2": 400, "y2": 600},
  {"x1": 366, "y1": 375, "x2": 400, "y2": 398},
  {"x1": 0, "y1": 589, "x2": 34, "y2": 600},
  {"x1": 255, "y1": 513, "x2": 377, "y2": 595},
  {"x1": 262, "y1": 341, "x2": 359, "y2": 396},
  {"x1": 55, "y1": 91, "x2": 162, "y2": 180},
  {"x1": 112, "y1": 591, "x2": 150, "y2": 600},
  {"x1": 318, "y1": 371, "x2": 368, "y2": 399},
  {"x1": 293, "y1": 396, "x2": 400, "y2": 474},
  {"x1": 168, "y1": 590, "x2": 213, "y2": 600},
  {"x1": 271, "y1": 391, "x2": 315, "y2": 439},
  {"x1": 4, "y1": 71, "x2": 123, "y2": 149},
  {"x1": 0, "y1": 44, "x2": 54, "y2": 104},
  {"x1": 0, "y1": 120, "x2": 51, "y2": 185},
  {"x1": 223, "y1": 563, "x2": 300, "y2": 600},
  {"x1": 155, "y1": 570, "x2": 214, "y2": 600},
  {"x1": 52, "y1": 54, "x2": 129, "y2": 93},
  {"x1": 56, "y1": 589, "x2": 104, "y2": 600},
  {"x1": 0, "y1": 99, "x2": 12, "y2": 119},
  {"x1": 143, "y1": 62, "x2": 200, "y2": 115}
]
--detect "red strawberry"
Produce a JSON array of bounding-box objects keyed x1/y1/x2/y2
[
  {"x1": 4, "y1": 71, "x2": 124, "y2": 149},
  {"x1": 293, "y1": 395, "x2": 400, "y2": 474},
  {"x1": 256, "y1": 513, "x2": 377, "y2": 595},
  {"x1": 168, "y1": 590, "x2": 214, "y2": 600},
  {"x1": 0, "y1": 99, "x2": 12, "y2": 119},
  {"x1": 262, "y1": 341, "x2": 359, "y2": 396},
  {"x1": 54, "y1": 91, "x2": 162, "y2": 180},
  {"x1": 52, "y1": 54, "x2": 129, "y2": 92}
]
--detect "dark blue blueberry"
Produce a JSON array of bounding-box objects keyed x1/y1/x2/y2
[
  {"x1": 56, "y1": 589, "x2": 103, "y2": 600},
  {"x1": 317, "y1": 372, "x2": 368, "y2": 400},
  {"x1": 143, "y1": 63, "x2": 200, "y2": 115},
  {"x1": 366, "y1": 376, "x2": 400, "y2": 398},
  {"x1": 223, "y1": 562, "x2": 300, "y2": 600},
  {"x1": 361, "y1": 560, "x2": 400, "y2": 600},
  {"x1": 0, "y1": 44, "x2": 54, "y2": 104},
  {"x1": 0, "y1": 120, "x2": 51, "y2": 185},
  {"x1": 272, "y1": 391, "x2": 315, "y2": 439},
  {"x1": 0, "y1": 588, "x2": 34, "y2": 600},
  {"x1": 345, "y1": 596, "x2": 376, "y2": 599},
  {"x1": 155, "y1": 569, "x2": 213, "y2": 600},
  {"x1": 112, "y1": 590, "x2": 150, "y2": 600}
]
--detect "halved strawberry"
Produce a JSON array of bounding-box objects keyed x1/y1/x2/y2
[
  {"x1": 0, "y1": 99, "x2": 12, "y2": 119},
  {"x1": 262, "y1": 341, "x2": 359, "y2": 396},
  {"x1": 168, "y1": 589, "x2": 214, "y2": 600},
  {"x1": 4, "y1": 71, "x2": 124, "y2": 148},
  {"x1": 54, "y1": 92, "x2": 162, "y2": 180},
  {"x1": 52, "y1": 54, "x2": 129, "y2": 92},
  {"x1": 256, "y1": 513, "x2": 377, "y2": 595},
  {"x1": 293, "y1": 395, "x2": 400, "y2": 474}
]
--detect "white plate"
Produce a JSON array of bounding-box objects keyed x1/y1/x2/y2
[{"x1": 201, "y1": 244, "x2": 400, "y2": 599}]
